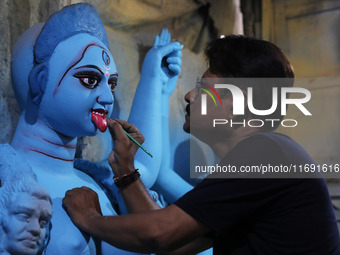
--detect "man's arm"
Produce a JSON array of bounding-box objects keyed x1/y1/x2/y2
[
  {"x1": 106, "y1": 119, "x2": 161, "y2": 212},
  {"x1": 63, "y1": 119, "x2": 212, "y2": 253},
  {"x1": 119, "y1": 177, "x2": 161, "y2": 212},
  {"x1": 157, "y1": 237, "x2": 213, "y2": 255},
  {"x1": 63, "y1": 188, "x2": 210, "y2": 253}
]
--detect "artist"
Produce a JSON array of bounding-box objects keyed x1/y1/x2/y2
[{"x1": 63, "y1": 35, "x2": 340, "y2": 254}]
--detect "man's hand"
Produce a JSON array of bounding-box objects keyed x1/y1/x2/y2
[
  {"x1": 62, "y1": 187, "x2": 102, "y2": 232},
  {"x1": 107, "y1": 119, "x2": 145, "y2": 177}
]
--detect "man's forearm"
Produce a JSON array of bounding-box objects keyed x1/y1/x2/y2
[
  {"x1": 82, "y1": 212, "x2": 160, "y2": 253},
  {"x1": 119, "y1": 178, "x2": 161, "y2": 213},
  {"x1": 63, "y1": 186, "x2": 210, "y2": 254},
  {"x1": 157, "y1": 237, "x2": 213, "y2": 255},
  {"x1": 78, "y1": 205, "x2": 208, "y2": 253}
]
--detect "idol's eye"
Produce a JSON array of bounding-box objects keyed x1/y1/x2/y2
[
  {"x1": 74, "y1": 71, "x2": 101, "y2": 89},
  {"x1": 16, "y1": 213, "x2": 30, "y2": 222},
  {"x1": 108, "y1": 77, "x2": 118, "y2": 92},
  {"x1": 80, "y1": 77, "x2": 98, "y2": 88},
  {"x1": 39, "y1": 219, "x2": 48, "y2": 228}
]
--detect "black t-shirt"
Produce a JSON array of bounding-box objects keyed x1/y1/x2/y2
[{"x1": 175, "y1": 132, "x2": 340, "y2": 255}]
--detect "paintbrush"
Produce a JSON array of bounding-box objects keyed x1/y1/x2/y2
[{"x1": 107, "y1": 117, "x2": 153, "y2": 158}]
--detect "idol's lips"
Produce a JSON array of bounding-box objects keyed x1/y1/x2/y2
[
  {"x1": 21, "y1": 238, "x2": 39, "y2": 248},
  {"x1": 20, "y1": 235, "x2": 40, "y2": 242},
  {"x1": 91, "y1": 108, "x2": 108, "y2": 132}
]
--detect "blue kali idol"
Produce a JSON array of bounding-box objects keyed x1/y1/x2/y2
[{"x1": 8, "y1": 3, "x2": 187, "y2": 255}]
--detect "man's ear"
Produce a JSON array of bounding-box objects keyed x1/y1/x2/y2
[{"x1": 28, "y1": 63, "x2": 48, "y2": 105}]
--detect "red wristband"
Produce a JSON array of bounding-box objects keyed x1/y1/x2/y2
[{"x1": 113, "y1": 169, "x2": 140, "y2": 189}]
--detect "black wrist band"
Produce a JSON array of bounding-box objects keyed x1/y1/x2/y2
[{"x1": 113, "y1": 169, "x2": 140, "y2": 189}]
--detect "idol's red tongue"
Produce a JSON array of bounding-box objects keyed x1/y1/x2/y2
[{"x1": 91, "y1": 112, "x2": 107, "y2": 132}]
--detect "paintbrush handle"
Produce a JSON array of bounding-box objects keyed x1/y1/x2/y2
[{"x1": 123, "y1": 130, "x2": 153, "y2": 158}]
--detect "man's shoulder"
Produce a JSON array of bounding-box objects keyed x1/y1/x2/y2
[
  {"x1": 236, "y1": 132, "x2": 305, "y2": 153},
  {"x1": 225, "y1": 131, "x2": 314, "y2": 165},
  {"x1": 240, "y1": 131, "x2": 293, "y2": 146},
  {"x1": 229, "y1": 132, "x2": 291, "y2": 155}
]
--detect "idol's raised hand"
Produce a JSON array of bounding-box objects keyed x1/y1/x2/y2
[
  {"x1": 155, "y1": 28, "x2": 182, "y2": 96},
  {"x1": 128, "y1": 29, "x2": 183, "y2": 188},
  {"x1": 140, "y1": 28, "x2": 183, "y2": 86}
]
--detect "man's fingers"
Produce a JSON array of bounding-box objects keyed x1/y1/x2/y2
[
  {"x1": 62, "y1": 187, "x2": 103, "y2": 224},
  {"x1": 64, "y1": 187, "x2": 92, "y2": 197},
  {"x1": 65, "y1": 187, "x2": 80, "y2": 196},
  {"x1": 108, "y1": 119, "x2": 145, "y2": 146},
  {"x1": 107, "y1": 119, "x2": 129, "y2": 144},
  {"x1": 114, "y1": 119, "x2": 145, "y2": 145},
  {"x1": 114, "y1": 119, "x2": 139, "y2": 134}
]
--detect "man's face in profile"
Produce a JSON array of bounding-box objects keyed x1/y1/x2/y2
[
  {"x1": 183, "y1": 69, "x2": 235, "y2": 141},
  {"x1": 3, "y1": 192, "x2": 52, "y2": 255}
]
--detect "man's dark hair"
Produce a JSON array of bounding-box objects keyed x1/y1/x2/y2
[{"x1": 205, "y1": 35, "x2": 294, "y2": 130}]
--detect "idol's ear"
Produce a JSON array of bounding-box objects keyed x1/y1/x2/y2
[{"x1": 28, "y1": 63, "x2": 48, "y2": 105}]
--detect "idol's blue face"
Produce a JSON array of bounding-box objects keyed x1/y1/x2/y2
[{"x1": 39, "y1": 34, "x2": 117, "y2": 137}]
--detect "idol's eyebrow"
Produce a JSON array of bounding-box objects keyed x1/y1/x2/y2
[
  {"x1": 109, "y1": 72, "x2": 118, "y2": 78},
  {"x1": 14, "y1": 206, "x2": 35, "y2": 214},
  {"x1": 75, "y1": 65, "x2": 104, "y2": 74}
]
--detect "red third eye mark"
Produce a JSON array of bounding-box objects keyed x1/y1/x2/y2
[{"x1": 106, "y1": 71, "x2": 109, "y2": 77}]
